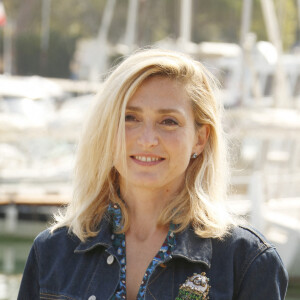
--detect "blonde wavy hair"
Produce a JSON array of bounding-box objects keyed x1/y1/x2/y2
[{"x1": 52, "y1": 48, "x2": 235, "y2": 241}]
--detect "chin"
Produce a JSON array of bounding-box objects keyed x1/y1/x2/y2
[{"x1": 133, "y1": 179, "x2": 162, "y2": 189}]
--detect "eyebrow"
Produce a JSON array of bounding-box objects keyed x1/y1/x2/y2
[{"x1": 126, "y1": 106, "x2": 183, "y2": 115}]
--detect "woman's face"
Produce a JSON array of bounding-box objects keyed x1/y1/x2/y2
[{"x1": 115, "y1": 76, "x2": 209, "y2": 193}]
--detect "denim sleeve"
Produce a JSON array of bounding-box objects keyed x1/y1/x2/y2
[
  {"x1": 17, "y1": 244, "x2": 40, "y2": 300},
  {"x1": 236, "y1": 247, "x2": 289, "y2": 299}
]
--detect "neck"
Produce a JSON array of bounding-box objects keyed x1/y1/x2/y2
[{"x1": 119, "y1": 184, "x2": 179, "y2": 240}]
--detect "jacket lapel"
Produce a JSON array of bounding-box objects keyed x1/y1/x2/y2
[
  {"x1": 74, "y1": 214, "x2": 113, "y2": 254},
  {"x1": 172, "y1": 226, "x2": 212, "y2": 267},
  {"x1": 146, "y1": 226, "x2": 212, "y2": 300}
]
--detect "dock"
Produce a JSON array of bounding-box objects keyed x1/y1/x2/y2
[
  {"x1": 0, "y1": 186, "x2": 70, "y2": 236},
  {"x1": 0, "y1": 192, "x2": 69, "y2": 206}
]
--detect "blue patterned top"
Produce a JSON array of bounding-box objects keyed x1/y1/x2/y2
[{"x1": 108, "y1": 203, "x2": 176, "y2": 300}]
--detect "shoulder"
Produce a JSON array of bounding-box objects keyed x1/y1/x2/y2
[
  {"x1": 33, "y1": 226, "x2": 80, "y2": 256},
  {"x1": 211, "y1": 225, "x2": 288, "y2": 296},
  {"x1": 212, "y1": 225, "x2": 287, "y2": 281},
  {"x1": 224, "y1": 224, "x2": 272, "y2": 251},
  {"x1": 35, "y1": 226, "x2": 77, "y2": 243},
  {"x1": 231, "y1": 225, "x2": 271, "y2": 244},
  {"x1": 212, "y1": 224, "x2": 275, "y2": 262},
  {"x1": 210, "y1": 224, "x2": 284, "y2": 274}
]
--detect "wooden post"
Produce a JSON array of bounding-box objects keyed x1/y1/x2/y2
[
  {"x1": 249, "y1": 172, "x2": 265, "y2": 232},
  {"x1": 5, "y1": 205, "x2": 18, "y2": 233}
]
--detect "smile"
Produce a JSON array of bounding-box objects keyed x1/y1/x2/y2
[
  {"x1": 134, "y1": 156, "x2": 163, "y2": 162},
  {"x1": 130, "y1": 155, "x2": 165, "y2": 165}
]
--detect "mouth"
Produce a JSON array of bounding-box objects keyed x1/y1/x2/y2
[
  {"x1": 132, "y1": 155, "x2": 164, "y2": 162},
  {"x1": 130, "y1": 155, "x2": 165, "y2": 165}
]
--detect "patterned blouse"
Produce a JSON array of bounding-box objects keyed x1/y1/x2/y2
[{"x1": 108, "y1": 203, "x2": 176, "y2": 300}]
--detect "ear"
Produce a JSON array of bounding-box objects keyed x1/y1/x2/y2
[{"x1": 193, "y1": 124, "x2": 210, "y2": 155}]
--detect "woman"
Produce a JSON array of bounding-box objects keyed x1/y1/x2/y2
[{"x1": 18, "y1": 49, "x2": 288, "y2": 300}]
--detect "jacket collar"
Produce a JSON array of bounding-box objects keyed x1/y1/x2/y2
[
  {"x1": 172, "y1": 226, "x2": 212, "y2": 268},
  {"x1": 74, "y1": 214, "x2": 113, "y2": 253},
  {"x1": 74, "y1": 216, "x2": 212, "y2": 268}
]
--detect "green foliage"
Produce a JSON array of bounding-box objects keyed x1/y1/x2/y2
[
  {"x1": 2, "y1": 0, "x2": 299, "y2": 78},
  {"x1": 193, "y1": 0, "x2": 242, "y2": 43},
  {"x1": 15, "y1": 32, "x2": 40, "y2": 75},
  {"x1": 252, "y1": 0, "x2": 298, "y2": 50},
  {"x1": 42, "y1": 31, "x2": 77, "y2": 78},
  {"x1": 251, "y1": 0, "x2": 268, "y2": 42},
  {"x1": 279, "y1": 0, "x2": 298, "y2": 50},
  {"x1": 137, "y1": 0, "x2": 179, "y2": 45},
  {"x1": 15, "y1": 30, "x2": 77, "y2": 78}
]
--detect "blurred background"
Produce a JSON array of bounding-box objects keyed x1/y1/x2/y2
[{"x1": 0, "y1": 0, "x2": 300, "y2": 299}]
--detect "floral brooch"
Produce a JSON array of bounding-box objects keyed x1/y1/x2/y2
[{"x1": 175, "y1": 272, "x2": 210, "y2": 300}]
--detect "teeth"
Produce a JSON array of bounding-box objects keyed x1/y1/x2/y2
[{"x1": 135, "y1": 156, "x2": 161, "y2": 162}]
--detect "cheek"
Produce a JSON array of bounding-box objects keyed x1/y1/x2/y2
[
  {"x1": 124, "y1": 128, "x2": 136, "y2": 147},
  {"x1": 165, "y1": 132, "x2": 194, "y2": 159}
]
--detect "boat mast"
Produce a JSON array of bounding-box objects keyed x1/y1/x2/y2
[
  {"x1": 91, "y1": 0, "x2": 116, "y2": 81},
  {"x1": 124, "y1": 0, "x2": 139, "y2": 52},
  {"x1": 260, "y1": 0, "x2": 289, "y2": 107},
  {"x1": 180, "y1": 0, "x2": 192, "y2": 48},
  {"x1": 239, "y1": 0, "x2": 254, "y2": 106},
  {"x1": 40, "y1": 0, "x2": 51, "y2": 73}
]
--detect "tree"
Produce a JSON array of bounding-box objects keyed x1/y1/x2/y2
[{"x1": 1, "y1": 0, "x2": 298, "y2": 78}]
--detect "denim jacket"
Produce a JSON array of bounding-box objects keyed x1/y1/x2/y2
[{"x1": 18, "y1": 214, "x2": 288, "y2": 300}]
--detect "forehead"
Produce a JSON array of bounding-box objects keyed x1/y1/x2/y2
[{"x1": 127, "y1": 76, "x2": 191, "y2": 111}]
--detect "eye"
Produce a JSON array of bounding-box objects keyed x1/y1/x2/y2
[
  {"x1": 125, "y1": 114, "x2": 138, "y2": 122},
  {"x1": 161, "y1": 118, "x2": 179, "y2": 126}
]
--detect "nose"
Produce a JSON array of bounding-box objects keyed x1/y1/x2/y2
[{"x1": 137, "y1": 123, "x2": 159, "y2": 148}]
